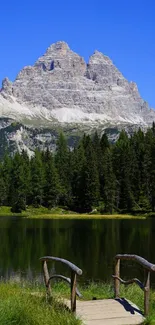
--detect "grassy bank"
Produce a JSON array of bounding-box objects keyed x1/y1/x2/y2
[
  {"x1": 0, "y1": 206, "x2": 145, "y2": 219},
  {"x1": 0, "y1": 281, "x2": 155, "y2": 324},
  {"x1": 0, "y1": 282, "x2": 81, "y2": 325}
]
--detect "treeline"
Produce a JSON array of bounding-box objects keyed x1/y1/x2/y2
[{"x1": 1, "y1": 124, "x2": 155, "y2": 214}]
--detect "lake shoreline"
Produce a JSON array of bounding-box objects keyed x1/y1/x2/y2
[
  {"x1": 0, "y1": 206, "x2": 146, "y2": 219},
  {"x1": 25, "y1": 213, "x2": 145, "y2": 219}
]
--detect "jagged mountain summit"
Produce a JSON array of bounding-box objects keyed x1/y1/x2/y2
[
  {"x1": 0, "y1": 41, "x2": 155, "y2": 156},
  {"x1": 1, "y1": 40, "x2": 155, "y2": 126}
]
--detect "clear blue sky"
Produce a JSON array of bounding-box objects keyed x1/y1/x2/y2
[{"x1": 1, "y1": 0, "x2": 155, "y2": 107}]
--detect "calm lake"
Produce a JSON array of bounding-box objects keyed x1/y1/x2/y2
[{"x1": 0, "y1": 217, "x2": 155, "y2": 287}]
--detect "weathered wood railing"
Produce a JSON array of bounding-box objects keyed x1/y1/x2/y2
[
  {"x1": 40, "y1": 256, "x2": 82, "y2": 313},
  {"x1": 113, "y1": 254, "x2": 155, "y2": 316}
]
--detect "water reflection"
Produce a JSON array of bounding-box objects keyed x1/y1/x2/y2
[{"x1": 0, "y1": 217, "x2": 155, "y2": 286}]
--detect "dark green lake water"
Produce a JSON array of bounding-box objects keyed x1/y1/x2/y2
[{"x1": 0, "y1": 217, "x2": 155, "y2": 286}]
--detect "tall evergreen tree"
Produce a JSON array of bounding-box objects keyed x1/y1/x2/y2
[
  {"x1": 43, "y1": 149, "x2": 60, "y2": 208},
  {"x1": 113, "y1": 130, "x2": 134, "y2": 211},
  {"x1": 70, "y1": 140, "x2": 86, "y2": 211},
  {"x1": 30, "y1": 150, "x2": 44, "y2": 207},
  {"x1": 146, "y1": 126, "x2": 155, "y2": 211},
  {"x1": 55, "y1": 133, "x2": 71, "y2": 206},
  {"x1": 0, "y1": 163, "x2": 8, "y2": 206},
  {"x1": 92, "y1": 132, "x2": 102, "y2": 169},
  {"x1": 1, "y1": 153, "x2": 12, "y2": 205},
  {"x1": 20, "y1": 150, "x2": 31, "y2": 204},
  {"x1": 10, "y1": 152, "x2": 27, "y2": 212},
  {"x1": 100, "y1": 133, "x2": 110, "y2": 153},
  {"x1": 131, "y1": 128, "x2": 151, "y2": 211},
  {"x1": 102, "y1": 148, "x2": 116, "y2": 213},
  {"x1": 77, "y1": 135, "x2": 100, "y2": 212},
  {"x1": 99, "y1": 133, "x2": 110, "y2": 198}
]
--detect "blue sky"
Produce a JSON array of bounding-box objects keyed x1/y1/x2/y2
[{"x1": 0, "y1": 0, "x2": 155, "y2": 107}]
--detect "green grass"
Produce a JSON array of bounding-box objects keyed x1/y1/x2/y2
[
  {"x1": 0, "y1": 206, "x2": 19, "y2": 216},
  {"x1": 26, "y1": 213, "x2": 144, "y2": 219},
  {"x1": 0, "y1": 282, "x2": 81, "y2": 325},
  {"x1": 0, "y1": 206, "x2": 145, "y2": 219},
  {"x1": 0, "y1": 281, "x2": 155, "y2": 324}
]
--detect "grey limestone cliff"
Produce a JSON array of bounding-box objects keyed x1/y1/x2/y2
[{"x1": 0, "y1": 41, "x2": 154, "y2": 155}]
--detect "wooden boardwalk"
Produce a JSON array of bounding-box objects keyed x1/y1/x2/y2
[
  {"x1": 65, "y1": 298, "x2": 144, "y2": 325},
  {"x1": 41, "y1": 255, "x2": 155, "y2": 324}
]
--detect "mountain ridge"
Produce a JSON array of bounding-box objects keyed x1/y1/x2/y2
[
  {"x1": 0, "y1": 41, "x2": 154, "y2": 156},
  {"x1": 1, "y1": 41, "x2": 154, "y2": 126}
]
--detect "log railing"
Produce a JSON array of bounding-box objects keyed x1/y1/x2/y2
[
  {"x1": 113, "y1": 254, "x2": 155, "y2": 316},
  {"x1": 40, "y1": 256, "x2": 82, "y2": 313}
]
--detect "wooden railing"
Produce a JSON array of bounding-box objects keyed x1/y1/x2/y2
[
  {"x1": 40, "y1": 256, "x2": 82, "y2": 313},
  {"x1": 113, "y1": 254, "x2": 155, "y2": 316}
]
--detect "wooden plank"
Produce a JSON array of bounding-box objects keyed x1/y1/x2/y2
[
  {"x1": 84, "y1": 318, "x2": 144, "y2": 325},
  {"x1": 73, "y1": 299, "x2": 144, "y2": 325}
]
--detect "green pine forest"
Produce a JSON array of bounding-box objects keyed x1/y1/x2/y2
[{"x1": 1, "y1": 124, "x2": 155, "y2": 214}]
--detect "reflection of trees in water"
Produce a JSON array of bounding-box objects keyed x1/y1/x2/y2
[{"x1": 0, "y1": 217, "x2": 155, "y2": 285}]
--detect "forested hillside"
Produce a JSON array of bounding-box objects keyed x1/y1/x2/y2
[{"x1": 1, "y1": 124, "x2": 155, "y2": 214}]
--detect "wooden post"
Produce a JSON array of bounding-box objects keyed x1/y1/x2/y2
[
  {"x1": 144, "y1": 271, "x2": 150, "y2": 316},
  {"x1": 43, "y1": 261, "x2": 51, "y2": 297},
  {"x1": 71, "y1": 270, "x2": 77, "y2": 313},
  {"x1": 114, "y1": 258, "x2": 120, "y2": 298}
]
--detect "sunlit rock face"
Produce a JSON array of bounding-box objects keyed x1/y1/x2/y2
[{"x1": 0, "y1": 41, "x2": 154, "y2": 156}]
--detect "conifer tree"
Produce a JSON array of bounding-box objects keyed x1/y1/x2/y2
[
  {"x1": 102, "y1": 148, "x2": 116, "y2": 213},
  {"x1": 0, "y1": 163, "x2": 7, "y2": 206},
  {"x1": 1, "y1": 127, "x2": 155, "y2": 214},
  {"x1": 55, "y1": 133, "x2": 71, "y2": 206},
  {"x1": 78, "y1": 135, "x2": 100, "y2": 212},
  {"x1": 147, "y1": 126, "x2": 155, "y2": 211},
  {"x1": 131, "y1": 128, "x2": 151, "y2": 211},
  {"x1": 43, "y1": 149, "x2": 60, "y2": 208},
  {"x1": 20, "y1": 150, "x2": 31, "y2": 204},
  {"x1": 100, "y1": 133, "x2": 110, "y2": 153},
  {"x1": 10, "y1": 152, "x2": 27, "y2": 212},
  {"x1": 1, "y1": 153, "x2": 12, "y2": 205},
  {"x1": 92, "y1": 132, "x2": 102, "y2": 170},
  {"x1": 113, "y1": 130, "x2": 134, "y2": 211},
  {"x1": 30, "y1": 150, "x2": 44, "y2": 207},
  {"x1": 70, "y1": 140, "x2": 86, "y2": 211},
  {"x1": 99, "y1": 133, "x2": 110, "y2": 199}
]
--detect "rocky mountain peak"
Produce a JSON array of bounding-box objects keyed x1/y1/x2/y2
[
  {"x1": 1, "y1": 77, "x2": 13, "y2": 98},
  {"x1": 45, "y1": 41, "x2": 70, "y2": 55},
  {"x1": 89, "y1": 50, "x2": 113, "y2": 65},
  {"x1": 34, "y1": 41, "x2": 86, "y2": 75},
  {"x1": 86, "y1": 50, "x2": 125, "y2": 87},
  {"x1": 0, "y1": 40, "x2": 154, "y2": 131}
]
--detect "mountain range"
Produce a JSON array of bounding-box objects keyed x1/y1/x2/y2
[{"x1": 0, "y1": 41, "x2": 154, "y2": 156}]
